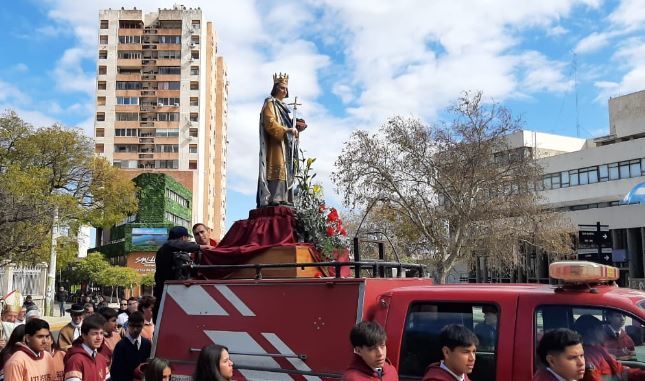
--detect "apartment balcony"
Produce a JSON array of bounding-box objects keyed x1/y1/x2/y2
[
  {"x1": 117, "y1": 73, "x2": 141, "y2": 81},
  {"x1": 142, "y1": 59, "x2": 157, "y2": 66},
  {"x1": 118, "y1": 29, "x2": 143, "y2": 36},
  {"x1": 141, "y1": 74, "x2": 157, "y2": 80},
  {"x1": 117, "y1": 44, "x2": 142, "y2": 51},
  {"x1": 139, "y1": 121, "x2": 155, "y2": 127},
  {"x1": 139, "y1": 137, "x2": 155, "y2": 144},
  {"x1": 139, "y1": 105, "x2": 156, "y2": 112},
  {"x1": 140, "y1": 90, "x2": 156, "y2": 97},
  {"x1": 143, "y1": 28, "x2": 158, "y2": 35},
  {"x1": 117, "y1": 58, "x2": 142, "y2": 67},
  {"x1": 156, "y1": 59, "x2": 180, "y2": 66},
  {"x1": 142, "y1": 44, "x2": 157, "y2": 50},
  {"x1": 139, "y1": 153, "x2": 154, "y2": 159}
]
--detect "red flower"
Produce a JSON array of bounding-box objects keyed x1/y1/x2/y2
[
  {"x1": 327, "y1": 208, "x2": 339, "y2": 222},
  {"x1": 326, "y1": 227, "x2": 334, "y2": 237},
  {"x1": 318, "y1": 204, "x2": 326, "y2": 214}
]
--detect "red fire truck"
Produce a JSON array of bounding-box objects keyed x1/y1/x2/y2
[{"x1": 153, "y1": 261, "x2": 645, "y2": 381}]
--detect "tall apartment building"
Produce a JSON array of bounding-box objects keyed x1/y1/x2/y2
[{"x1": 93, "y1": 6, "x2": 228, "y2": 237}]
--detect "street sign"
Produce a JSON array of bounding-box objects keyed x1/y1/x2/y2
[
  {"x1": 577, "y1": 222, "x2": 613, "y2": 265},
  {"x1": 578, "y1": 252, "x2": 613, "y2": 265}
]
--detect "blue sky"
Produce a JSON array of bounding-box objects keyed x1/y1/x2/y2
[{"x1": 1, "y1": 0, "x2": 645, "y2": 231}]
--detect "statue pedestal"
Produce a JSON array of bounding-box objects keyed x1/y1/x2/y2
[{"x1": 228, "y1": 245, "x2": 320, "y2": 279}]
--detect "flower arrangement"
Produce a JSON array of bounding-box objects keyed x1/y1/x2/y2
[{"x1": 294, "y1": 156, "x2": 349, "y2": 261}]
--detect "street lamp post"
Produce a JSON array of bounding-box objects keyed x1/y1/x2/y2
[{"x1": 45, "y1": 206, "x2": 59, "y2": 316}]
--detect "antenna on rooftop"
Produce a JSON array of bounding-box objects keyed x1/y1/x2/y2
[{"x1": 573, "y1": 53, "x2": 580, "y2": 137}]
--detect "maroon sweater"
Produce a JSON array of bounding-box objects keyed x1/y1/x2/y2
[
  {"x1": 422, "y1": 363, "x2": 472, "y2": 381},
  {"x1": 63, "y1": 343, "x2": 109, "y2": 381},
  {"x1": 341, "y1": 354, "x2": 398, "y2": 381}
]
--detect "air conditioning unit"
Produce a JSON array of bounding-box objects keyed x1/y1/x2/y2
[
  {"x1": 158, "y1": 102, "x2": 164, "y2": 107},
  {"x1": 174, "y1": 103, "x2": 180, "y2": 107},
  {"x1": 190, "y1": 43, "x2": 195, "y2": 48}
]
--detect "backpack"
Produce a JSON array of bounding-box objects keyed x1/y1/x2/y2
[{"x1": 171, "y1": 251, "x2": 194, "y2": 280}]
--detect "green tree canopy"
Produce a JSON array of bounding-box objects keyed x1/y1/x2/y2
[
  {"x1": 140, "y1": 273, "x2": 155, "y2": 287},
  {"x1": 75, "y1": 253, "x2": 111, "y2": 285},
  {"x1": 0, "y1": 110, "x2": 138, "y2": 264},
  {"x1": 97, "y1": 266, "x2": 141, "y2": 288}
]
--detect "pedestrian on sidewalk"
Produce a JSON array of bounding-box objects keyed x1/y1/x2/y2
[{"x1": 56, "y1": 288, "x2": 68, "y2": 317}]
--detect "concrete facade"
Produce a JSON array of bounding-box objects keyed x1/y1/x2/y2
[
  {"x1": 93, "y1": 6, "x2": 227, "y2": 237},
  {"x1": 509, "y1": 90, "x2": 645, "y2": 286}
]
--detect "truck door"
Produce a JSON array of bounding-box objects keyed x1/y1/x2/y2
[{"x1": 388, "y1": 291, "x2": 518, "y2": 381}]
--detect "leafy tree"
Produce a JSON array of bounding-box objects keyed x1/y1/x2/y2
[
  {"x1": 140, "y1": 273, "x2": 155, "y2": 287},
  {"x1": 0, "y1": 110, "x2": 138, "y2": 264},
  {"x1": 76, "y1": 253, "x2": 110, "y2": 286},
  {"x1": 333, "y1": 92, "x2": 574, "y2": 283},
  {"x1": 97, "y1": 266, "x2": 141, "y2": 301}
]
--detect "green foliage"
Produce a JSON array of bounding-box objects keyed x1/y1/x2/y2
[
  {"x1": 76, "y1": 253, "x2": 110, "y2": 285},
  {"x1": 134, "y1": 173, "x2": 191, "y2": 224},
  {"x1": 140, "y1": 273, "x2": 155, "y2": 287},
  {"x1": 294, "y1": 154, "x2": 348, "y2": 261},
  {"x1": 97, "y1": 266, "x2": 141, "y2": 288},
  {"x1": 0, "y1": 110, "x2": 138, "y2": 264}
]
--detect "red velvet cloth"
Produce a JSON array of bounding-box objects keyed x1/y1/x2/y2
[{"x1": 198, "y1": 206, "x2": 350, "y2": 278}]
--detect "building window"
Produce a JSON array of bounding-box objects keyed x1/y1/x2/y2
[
  {"x1": 191, "y1": 50, "x2": 199, "y2": 60},
  {"x1": 96, "y1": 112, "x2": 105, "y2": 121},
  {"x1": 190, "y1": 81, "x2": 199, "y2": 90},
  {"x1": 95, "y1": 144, "x2": 104, "y2": 153},
  {"x1": 97, "y1": 97, "x2": 106, "y2": 106},
  {"x1": 158, "y1": 66, "x2": 181, "y2": 75},
  {"x1": 97, "y1": 81, "x2": 107, "y2": 90},
  {"x1": 116, "y1": 81, "x2": 142, "y2": 90},
  {"x1": 191, "y1": 20, "x2": 201, "y2": 31},
  {"x1": 118, "y1": 35, "x2": 141, "y2": 44},
  {"x1": 114, "y1": 144, "x2": 138, "y2": 153},
  {"x1": 608, "y1": 163, "x2": 619, "y2": 180},
  {"x1": 98, "y1": 66, "x2": 107, "y2": 75},
  {"x1": 99, "y1": 35, "x2": 108, "y2": 44},
  {"x1": 630, "y1": 160, "x2": 641, "y2": 178},
  {"x1": 157, "y1": 97, "x2": 180, "y2": 106},
  {"x1": 155, "y1": 144, "x2": 179, "y2": 153},
  {"x1": 166, "y1": 189, "x2": 190, "y2": 208},
  {"x1": 190, "y1": 66, "x2": 199, "y2": 75},
  {"x1": 115, "y1": 129, "x2": 137, "y2": 137},
  {"x1": 189, "y1": 128, "x2": 198, "y2": 137},
  {"x1": 157, "y1": 81, "x2": 180, "y2": 90},
  {"x1": 155, "y1": 128, "x2": 179, "y2": 137},
  {"x1": 158, "y1": 35, "x2": 181, "y2": 44},
  {"x1": 116, "y1": 97, "x2": 139, "y2": 105},
  {"x1": 95, "y1": 128, "x2": 104, "y2": 137},
  {"x1": 399, "y1": 302, "x2": 498, "y2": 380},
  {"x1": 599, "y1": 164, "x2": 609, "y2": 181},
  {"x1": 99, "y1": 50, "x2": 107, "y2": 59},
  {"x1": 189, "y1": 160, "x2": 197, "y2": 170},
  {"x1": 190, "y1": 97, "x2": 198, "y2": 107},
  {"x1": 118, "y1": 51, "x2": 142, "y2": 59},
  {"x1": 100, "y1": 20, "x2": 108, "y2": 29},
  {"x1": 116, "y1": 112, "x2": 139, "y2": 121},
  {"x1": 189, "y1": 144, "x2": 197, "y2": 154},
  {"x1": 157, "y1": 113, "x2": 180, "y2": 122},
  {"x1": 156, "y1": 160, "x2": 178, "y2": 169},
  {"x1": 190, "y1": 113, "x2": 199, "y2": 122},
  {"x1": 158, "y1": 50, "x2": 181, "y2": 59},
  {"x1": 164, "y1": 211, "x2": 190, "y2": 228}
]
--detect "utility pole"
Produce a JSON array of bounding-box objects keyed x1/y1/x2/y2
[{"x1": 45, "y1": 207, "x2": 58, "y2": 316}]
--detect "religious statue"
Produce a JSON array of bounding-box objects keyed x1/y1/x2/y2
[{"x1": 256, "y1": 73, "x2": 307, "y2": 208}]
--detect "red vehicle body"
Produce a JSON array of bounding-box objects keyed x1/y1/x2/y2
[{"x1": 153, "y1": 273, "x2": 645, "y2": 380}]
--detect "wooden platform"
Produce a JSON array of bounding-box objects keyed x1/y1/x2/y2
[{"x1": 228, "y1": 245, "x2": 321, "y2": 279}]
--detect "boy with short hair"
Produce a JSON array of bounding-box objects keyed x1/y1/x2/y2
[
  {"x1": 63, "y1": 314, "x2": 109, "y2": 381},
  {"x1": 3, "y1": 318, "x2": 55, "y2": 381},
  {"x1": 534, "y1": 328, "x2": 585, "y2": 381},
  {"x1": 110, "y1": 311, "x2": 152, "y2": 381},
  {"x1": 422, "y1": 324, "x2": 478, "y2": 381},
  {"x1": 341, "y1": 321, "x2": 398, "y2": 381}
]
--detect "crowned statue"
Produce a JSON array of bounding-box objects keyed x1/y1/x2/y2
[{"x1": 256, "y1": 73, "x2": 308, "y2": 208}]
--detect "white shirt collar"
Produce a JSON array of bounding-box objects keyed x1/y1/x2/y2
[
  {"x1": 126, "y1": 333, "x2": 140, "y2": 345},
  {"x1": 81, "y1": 343, "x2": 96, "y2": 358},
  {"x1": 546, "y1": 367, "x2": 569, "y2": 381},
  {"x1": 440, "y1": 361, "x2": 465, "y2": 381}
]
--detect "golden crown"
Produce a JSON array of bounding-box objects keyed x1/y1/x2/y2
[{"x1": 273, "y1": 72, "x2": 289, "y2": 86}]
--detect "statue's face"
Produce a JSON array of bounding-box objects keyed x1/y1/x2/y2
[{"x1": 276, "y1": 84, "x2": 288, "y2": 100}]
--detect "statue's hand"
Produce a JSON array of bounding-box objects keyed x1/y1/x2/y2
[{"x1": 296, "y1": 118, "x2": 307, "y2": 132}]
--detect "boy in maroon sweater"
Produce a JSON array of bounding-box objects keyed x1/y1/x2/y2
[
  {"x1": 341, "y1": 321, "x2": 398, "y2": 381},
  {"x1": 533, "y1": 328, "x2": 585, "y2": 381},
  {"x1": 422, "y1": 324, "x2": 478, "y2": 381},
  {"x1": 63, "y1": 314, "x2": 109, "y2": 381}
]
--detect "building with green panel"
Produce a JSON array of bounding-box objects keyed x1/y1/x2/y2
[{"x1": 91, "y1": 173, "x2": 193, "y2": 288}]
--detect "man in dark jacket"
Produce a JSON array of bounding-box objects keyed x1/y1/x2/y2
[
  {"x1": 110, "y1": 312, "x2": 151, "y2": 381},
  {"x1": 422, "y1": 324, "x2": 478, "y2": 381},
  {"x1": 341, "y1": 321, "x2": 398, "y2": 381},
  {"x1": 56, "y1": 287, "x2": 68, "y2": 317},
  {"x1": 152, "y1": 226, "x2": 215, "y2": 321}
]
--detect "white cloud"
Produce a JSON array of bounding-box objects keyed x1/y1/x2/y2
[
  {"x1": 547, "y1": 25, "x2": 569, "y2": 37},
  {"x1": 519, "y1": 51, "x2": 574, "y2": 94},
  {"x1": 0, "y1": 80, "x2": 30, "y2": 104},
  {"x1": 12, "y1": 63, "x2": 29, "y2": 73},
  {"x1": 609, "y1": 0, "x2": 645, "y2": 31},
  {"x1": 574, "y1": 32, "x2": 611, "y2": 54},
  {"x1": 594, "y1": 37, "x2": 645, "y2": 102}
]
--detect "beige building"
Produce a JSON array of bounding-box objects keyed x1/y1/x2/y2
[
  {"x1": 93, "y1": 6, "x2": 228, "y2": 237},
  {"x1": 505, "y1": 90, "x2": 645, "y2": 285}
]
